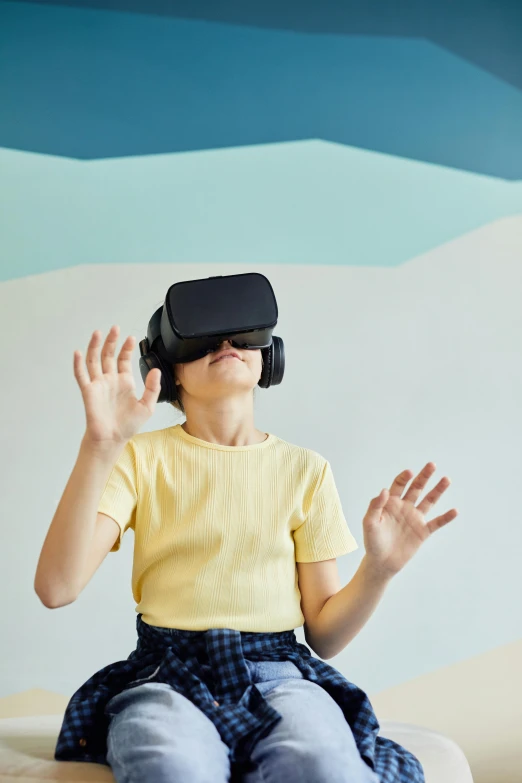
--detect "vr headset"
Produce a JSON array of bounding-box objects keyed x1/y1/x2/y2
[{"x1": 139, "y1": 273, "x2": 285, "y2": 404}]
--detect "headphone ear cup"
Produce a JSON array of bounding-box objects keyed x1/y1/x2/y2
[
  {"x1": 258, "y1": 336, "x2": 284, "y2": 389},
  {"x1": 139, "y1": 351, "x2": 177, "y2": 404},
  {"x1": 259, "y1": 345, "x2": 272, "y2": 389},
  {"x1": 269, "y1": 336, "x2": 284, "y2": 386}
]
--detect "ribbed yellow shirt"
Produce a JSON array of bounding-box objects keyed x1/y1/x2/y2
[{"x1": 97, "y1": 424, "x2": 358, "y2": 632}]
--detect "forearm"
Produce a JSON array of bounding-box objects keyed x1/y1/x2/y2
[
  {"x1": 34, "y1": 436, "x2": 124, "y2": 607},
  {"x1": 305, "y1": 555, "x2": 392, "y2": 660}
]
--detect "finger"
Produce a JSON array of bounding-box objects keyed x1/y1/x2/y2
[
  {"x1": 417, "y1": 476, "x2": 451, "y2": 516},
  {"x1": 139, "y1": 367, "x2": 162, "y2": 411},
  {"x1": 402, "y1": 462, "x2": 437, "y2": 503},
  {"x1": 364, "y1": 489, "x2": 389, "y2": 526},
  {"x1": 117, "y1": 335, "x2": 136, "y2": 375},
  {"x1": 86, "y1": 330, "x2": 104, "y2": 382},
  {"x1": 73, "y1": 350, "x2": 90, "y2": 393},
  {"x1": 100, "y1": 325, "x2": 120, "y2": 375},
  {"x1": 426, "y1": 508, "x2": 458, "y2": 536},
  {"x1": 388, "y1": 469, "x2": 414, "y2": 497}
]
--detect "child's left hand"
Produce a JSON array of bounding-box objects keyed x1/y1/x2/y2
[{"x1": 362, "y1": 462, "x2": 458, "y2": 579}]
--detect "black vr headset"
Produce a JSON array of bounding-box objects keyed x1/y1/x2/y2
[{"x1": 139, "y1": 273, "x2": 285, "y2": 404}]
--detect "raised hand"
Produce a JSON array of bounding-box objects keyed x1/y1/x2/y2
[
  {"x1": 362, "y1": 463, "x2": 458, "y2": 578},
  {"x1": 73, "y1": 325, "x2": 161, "y2": 449}
]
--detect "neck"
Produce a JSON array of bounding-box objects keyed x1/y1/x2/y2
[{"x1": 180, "y1": 394, "x2": 267, "y2": 447}]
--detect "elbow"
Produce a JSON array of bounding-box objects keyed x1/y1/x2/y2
[
  {"x1": 310, "y1": 644, "x2": 335, "y2": 661},
  {"x1": 308, "y1": 641, "x2": 336, "y2": 660},
  {"x1": 38, "y1": 594, "x2": 74, "y2": 610},
  {"x1": 36, "y1": 590, "x2": 77, "y2": 609},
  {"x1": 34, "y1": 578, "x2": 77, "y2": 609},
  {"x1": 304, "y1": 627, "x2": 329, "y2": 661},
  {"x1": 304, "y1": 623, "x2": 338, "y2": 660}
]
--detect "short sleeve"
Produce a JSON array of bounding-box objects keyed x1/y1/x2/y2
[
  {"x1": 97, "y1": 440, "x2": 138, "y2": 552},
  {"x1": 293, "y1": 460, "x2": 358, "y2": 563}
]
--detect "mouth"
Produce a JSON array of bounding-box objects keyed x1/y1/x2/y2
[{"x1": 211, "y1": 351, "x2": 242, "y2": 364}]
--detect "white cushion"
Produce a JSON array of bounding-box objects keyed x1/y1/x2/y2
[
  {"x1": 0, "y1": 714, "x2": 473, "y2": 781},
  {"x1": 380, "y1": 720, "x2": 474, "y2": 783}
]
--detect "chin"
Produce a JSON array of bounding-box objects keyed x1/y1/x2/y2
[{"x1": 212, "y1": 380, "x2": 257, "y2": 397}]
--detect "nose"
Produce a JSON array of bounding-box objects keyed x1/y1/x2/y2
[{"x1": 210, "y1": 339, "x2": 232, "y2": 355}]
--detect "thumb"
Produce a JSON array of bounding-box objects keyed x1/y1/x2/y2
[
  {"x1": 364, "y1": 488, "x2": 389, "y2": 526},
  {"x1": 140, "y1": 367, "x2": 162, "y2": 410}
]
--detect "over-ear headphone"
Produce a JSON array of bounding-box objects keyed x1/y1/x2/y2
[{"x1": 139, "y1": 339, "x2": 178, "y2": 405}]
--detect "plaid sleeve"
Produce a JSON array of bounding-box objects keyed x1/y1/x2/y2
[
  {"x1": 293, "y1": 460, "x2": 358, "y2": 563},
  {"x1": 97, "y1": 439, "x2": 137, "y2": 552}
]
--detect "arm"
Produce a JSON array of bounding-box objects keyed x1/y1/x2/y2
[
  {"x1": 34, "y1": 436, "x2": 124, "y2": 608},
  {"x1": 299, "y1": 462, "x2": 457, "y2": 660},
  {"x1": 298, "y1": 556, "x2": 390, "y2": 660},
  {"x1": 35, "y1": 325, "x2": 161, "y2": 609}
]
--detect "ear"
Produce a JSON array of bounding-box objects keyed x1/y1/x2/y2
[{"x1": 172, "y1": 363, "x2": 182, "y2": 386}]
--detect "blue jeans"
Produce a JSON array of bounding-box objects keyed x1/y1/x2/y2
[{"x1": 106, "y1": 658, "x2": 378, "y2": 783}]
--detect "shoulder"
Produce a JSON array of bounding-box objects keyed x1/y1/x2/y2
[
  {"x1": 270, "y1": 433, "x2": 328, "y2": 479},
  {"x1": 126, "y1": 426, "x2": 175, "y2": 457},
  {"x1": 271, "y1": 432, "x2": 326, "y2": 462}
]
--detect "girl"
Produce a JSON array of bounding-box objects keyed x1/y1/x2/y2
[{"x1": 35, "y1": 293, "x2": 457, "y2": 783}]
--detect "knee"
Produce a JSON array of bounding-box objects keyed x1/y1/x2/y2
[
  {"x1": 106, "y1": 684, "x2": 230, "y2": 783},
  {"x1": 258, "y1": 743, "x2": 376, "y2": 783},
  {"x1": 304, "y1": 750, "x2": 376, "y2": 783},
  {"x1": 108, "y1": 745, "x2": 220, "y2": 783},
  {"x1": 108, "y1": 740, "x2": 228, "y2": 783},
  {"x1": 153, "y1": 751, "x2": 223, "y2": 783}
]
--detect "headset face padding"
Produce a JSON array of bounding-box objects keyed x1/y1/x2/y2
[{"x1": 139, "y1": 335, "x2": 285, "y2": 403}]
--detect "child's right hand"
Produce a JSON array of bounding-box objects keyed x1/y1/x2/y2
[{"x1": 74, "y1": 325, "x2": 162, "y2": 449}]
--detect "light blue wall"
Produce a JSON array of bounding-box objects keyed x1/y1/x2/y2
[{"x1": 1, "y1": 143, "x2": 522, "y2": 281}]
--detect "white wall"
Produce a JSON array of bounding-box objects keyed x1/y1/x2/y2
[{"x1": 2, "y1": 211, "x2": 521, "y2": 698}]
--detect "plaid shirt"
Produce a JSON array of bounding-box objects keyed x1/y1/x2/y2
[{"x1": 55, "y1": 614, "x2": 424, "y2": 782}]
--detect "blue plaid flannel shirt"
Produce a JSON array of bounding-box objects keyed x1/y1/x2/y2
[{"x1": 55, "y1": 614, "x2": 424, "y2": 782}]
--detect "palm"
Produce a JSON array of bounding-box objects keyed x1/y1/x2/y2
[
  {"x1": 83, "y1": 371, "x2": 144, "y2": 443},
  {"x1": 74, "y1": 326, "x2": 161, "y2": 446},
  {"x1": 363, "y1": 463, "x2": 458, "y2": 577}
]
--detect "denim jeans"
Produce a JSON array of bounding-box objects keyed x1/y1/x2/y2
[{"x1": 105, "y1": 658, "x2": 379, "y2": 783}]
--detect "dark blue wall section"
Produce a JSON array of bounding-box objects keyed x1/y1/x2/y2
[
  {"x1": 1, "y1": 0, "x2": 521, "y2": 178},
  {"x1": 13, "y1": 0, "x2": 522, "y2": 90}
]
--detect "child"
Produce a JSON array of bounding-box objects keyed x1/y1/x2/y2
[{"x1": 35, "y1": 284, "x2": 457, "y2": 783}]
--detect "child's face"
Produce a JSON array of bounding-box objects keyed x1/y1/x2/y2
[{"x1": 174, "y1": 340, "x2": 263, "y2": 404}]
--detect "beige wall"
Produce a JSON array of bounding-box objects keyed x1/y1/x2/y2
[{"x1": 372, "y1": 639, "x2": 522, "y2": 783}]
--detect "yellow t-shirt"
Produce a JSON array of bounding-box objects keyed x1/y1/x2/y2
[{"x1": 98, "y1": 423, "x2": 358, "y2": 632}]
